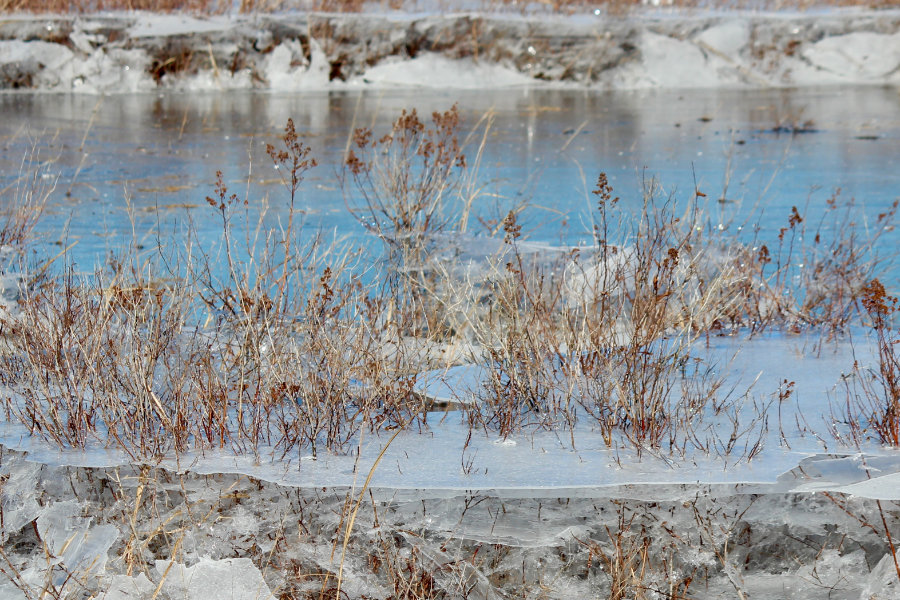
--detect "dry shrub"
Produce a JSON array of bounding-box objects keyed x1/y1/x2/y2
[
  {"x1": 472, "y1": 210, "x2": 575, "y2": 436},
  {"x1": 858, "y1": 279, "x2": 900, "y2": 446},
  {"x1": 839, "y1": 278, "x2": 900, "y2": 448},
  {"x1": 0, "y1": 150, "x2": 52, "y2": 250},
  {"x1": 736, "y1": 193, "x2": 897, "y2": 335},
  {"x1": 1, "y1": 255, "x2": 189, "y2": 455},
  {"x1": 0, "y1": 121, "x2": 425, "y2": 460},
  {"x1": 465, "y1": 174, "x2": 748, "y2": 454},
  {"x1": 344, "y1": 106, "x2": 466, "y2": 266},
  {"x1": 343, "y1": 104, "x2": 471, "y2": 342}
]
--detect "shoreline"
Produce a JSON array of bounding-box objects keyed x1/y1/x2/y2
[{"x1": 1, "y1": 9, "x2": 899, "y2": 92}]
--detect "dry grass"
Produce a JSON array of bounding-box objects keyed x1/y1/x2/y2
[
  {"x1": 837, "y1": 278, "x2": 900, "y2": 448},
  {"x1": 3, "y1": 102, "x2": 900, "y2": 600},
  {"x1": 0, "y1": 106, "x2": 897, "y2": 470},
  {"x1": 0, "y1": 145, "x2": 53, "y2": 249},
  {"x1": 1, "y1": 0, "x2": 217, "y2": 13},
  {"x1": 343, "y1": 105, "x2": 470, "y2": 343},
  {"x1": 2, "y1": 0, "x2": 897, "y2": 15}
]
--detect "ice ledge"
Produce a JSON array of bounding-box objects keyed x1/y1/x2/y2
[
  {"x1": 5, "y1": 446, "x2": 900, "y2": 600},
  {"x1": 3, "y1": 434, "x2": 900, "y2": 500},
  {"x1": 0, "y1": 10, "x2": 899, "y2": 92}
]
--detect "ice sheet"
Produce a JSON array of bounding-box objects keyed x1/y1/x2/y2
[
  {"x1": 3, "y1": 451, "x2": 899, "y2": 600},
  {"x1": 2, "y1": 329, "x2": 899, "y2": 499},
  {"x1": 128, "y1": 15, "x2": 235, "y2": 38}
]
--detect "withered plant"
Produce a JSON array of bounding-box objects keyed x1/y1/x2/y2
[
  {"x1": 736, "y1": 192, "x2": 897, "y2": 335},
  {"x1": 464, "y1": 173, "x2": 749, "y2": 455},
  {"x1": 343, "y1": 105, "x2": 471, "y2": 341},
  {"x1": 838, "y1": 278, "x2": 900, "y2": 448},
  {"x1": 575, "y1": 501, "x2": 696, "y2": 600},
  {"x1": 1, "y1": 106, "x2": 898, "y2": 473},
  {"x1": 0, "y1": 123, "x2": 424, "y2": 461},
  {"x1": 0, "y1": 146, "x2": 53, "y2": 250},
  {"x1": 471, "y1": 209, "x2": 575, "y2": 437}
]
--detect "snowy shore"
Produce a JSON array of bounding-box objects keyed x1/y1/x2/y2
[{"x1": 1, "y1": 9, "x2": 899, "y2": 92}]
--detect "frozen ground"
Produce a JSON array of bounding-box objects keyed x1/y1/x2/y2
[
  {"x1": 0, "y1": 329, "x2": 894, "y2": 494},
  {"x1": 2, "y1": 320, "x2": 900, "y2": 598},
  {"x1": 0, "y1": 8, "x2": 899, "y2": 92},
  {"x1": 2, "y1": 444, "x2": 900, "y2": 599}
]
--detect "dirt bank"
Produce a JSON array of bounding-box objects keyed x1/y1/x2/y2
[{"x1": 1, "y1": 10, "x2": 899, "y2": 91}]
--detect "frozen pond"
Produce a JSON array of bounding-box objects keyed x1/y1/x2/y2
[
  {"x1": 2, "y1": 86, "x2": 899, "y2": 267},
  {"x1": 1, "y1": 84, "x2": 899, "y2": 488},
  {"x1": 3, "y1": 86, "x2": 900, "y2": 600}
]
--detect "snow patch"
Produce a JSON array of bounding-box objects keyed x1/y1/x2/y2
[
  {"x1": 128, "y1": 14, "x2": 234, "y2": 38},
  {"x1": 359, "y1": 53, "x2": 534, "y2": 88},
  {"x1": 613, "y1": 31, "x2": 743, "y2": 88},
  {"x1": 36, "y1": 501, "x2": 118, "y2": 584},
  {"x1": 264, "y1": 39, "x2": 331, "y2": 91},
  {"x1": 802, "y1": 31, "x2": 900, "y2": 81}
]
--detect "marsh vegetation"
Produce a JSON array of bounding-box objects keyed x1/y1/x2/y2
[{"x1": 1, "y1": 105, "x2": 899, "y2": 599}]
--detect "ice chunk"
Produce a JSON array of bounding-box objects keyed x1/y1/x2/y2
[
  {"x1": 0, "y1": 455, "x2": 43, "y2": 542},
  {"x1": 263, "y1": 39, "x2": 331, "y2": 91},
  {"x1": 99, "y1": 573, "x2": 155, "y2": 600},
  {"x1": 36, "y1": 500, "x2": 118, "y2": 581},
  {"x1": 414, "y1": 363, "x2": 487, "y2": 408},
  {"x1": 154, "y1": 557, "x2": 275, "y2": 600},
  {"x1": 695, "y1": 20, "x2": 749, "y2": 57},
  {"x1": 859, "y1": 553, "x2": 900, "y2": 599},
  {"x1": 0, "y1": 41, "x2": 74, "y2": 73},
  {"x1": 835, "y1": 472, "x2": 900, "y2": 501},
  {"x1": 803, "y1": 32, "x2": 900, "y2": 80},
  {"x1": 0, "y1": 582, "x2": 27, "y2": 600},
  {"x1": 0, "y1": 274, "x2": 22, "y2": 303},
  {"x1": 128, "y1": 15, "x2": 233, "y2": 38},
  {"x1": 563, "y1": 246, "x2": 637, "y2": 304}
]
